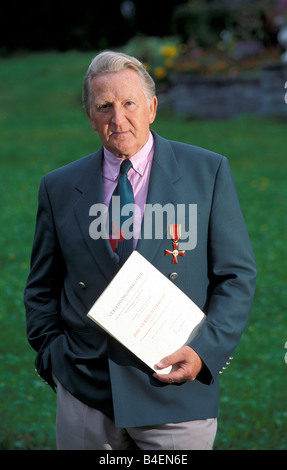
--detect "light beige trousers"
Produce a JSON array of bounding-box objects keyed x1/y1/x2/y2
[{"x1": 54, "y1": 377, "x2": 217, "y2": 450}]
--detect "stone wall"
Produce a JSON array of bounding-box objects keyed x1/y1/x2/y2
[
  {"x1": 162, "y1": 63, "x2": 287, "y2": 119},
  {"x1": 260, "y1": 63, "x2": 287, "y2": 117}
]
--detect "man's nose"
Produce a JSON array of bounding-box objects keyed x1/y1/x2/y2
[{"x1": 111, "y1": 105, "x2": 126, "y2": 126}]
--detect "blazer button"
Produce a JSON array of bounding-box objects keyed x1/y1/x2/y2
[
  {"x1": 79, "y1": 281, "x2": 87, "y2": 290},
  {"x1": 169, "y1": 272, "x2": 178, "y2": 280}
]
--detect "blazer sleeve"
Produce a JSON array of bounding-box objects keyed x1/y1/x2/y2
[
  {"x1": 190, "y1": 156, "x2": 257, "y2": 384},
  {"x1": 24, "y1": 177, "x2": 66, "y2": 387}
]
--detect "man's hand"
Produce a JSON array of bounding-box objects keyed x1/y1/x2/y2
[{"x1": 153, "y1": 346, "x2": 203, "y2": 384}]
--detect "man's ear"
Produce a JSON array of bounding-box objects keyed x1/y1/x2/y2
[
  {"x1": 149, "y1": 96, "x2": 158, "y2": 125},
  {"x1": 86, "y1": 109, "x2": 97, "y2": 131}
]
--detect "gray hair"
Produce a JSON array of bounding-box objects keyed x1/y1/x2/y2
[{"x1": 82, "y1": 51, "x2": 156, "y2": 114}]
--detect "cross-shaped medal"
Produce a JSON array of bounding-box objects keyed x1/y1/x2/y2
[
  {"x1": 165, "y1": 240, "x2": 185, "y2": 263},
  {"x1": 165, "y1": 224, "x2": 185, "y2": 263}
]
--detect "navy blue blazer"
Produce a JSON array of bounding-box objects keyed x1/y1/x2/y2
[{"x1": 24, "y1": 132, "x2": 256, "y2": 427}]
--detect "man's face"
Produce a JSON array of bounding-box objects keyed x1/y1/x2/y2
[{"x1": 87, "y1": 69, "x2": 157, "y2": 158}]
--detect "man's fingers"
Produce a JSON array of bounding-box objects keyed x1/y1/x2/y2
[
  {"x1": 153, "y1": 367, "x2": 187, "y2": 384},
  {"x1": 156, "y1": 348, "x2": 186, "y2": 369},
  {"x1": 153, "y1": 346, "x2": 203, "y2": 383}
]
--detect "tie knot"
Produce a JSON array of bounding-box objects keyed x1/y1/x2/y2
[{"x1": 120, "y1": 159, "x2": 132, "y2": 175}]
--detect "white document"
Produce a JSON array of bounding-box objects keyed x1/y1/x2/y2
[{"x1": 87, "y1": 251, "x2": 205, "y2": 374}]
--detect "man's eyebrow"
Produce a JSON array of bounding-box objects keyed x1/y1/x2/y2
[{"x1": 96, "y1": 100, "x2": 112, "y2": 107}]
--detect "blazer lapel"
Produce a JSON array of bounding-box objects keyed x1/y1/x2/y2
[
  {"x1": 73, "y1": 149, "x2": 120, "y2": 282},
  {"x1": 137, "y1": 133, "x2": 183, "y2": 262},
  {"x1": 73, "y1": 133, "x2": 183, "y2": 276}
]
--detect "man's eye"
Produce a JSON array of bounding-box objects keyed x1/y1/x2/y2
[
  {"x1": 97, "y1": 104, "x2": 110, "y2": 111},
  {"x1": 125, "y1": 101, "x2": 135, "y2": 108}
]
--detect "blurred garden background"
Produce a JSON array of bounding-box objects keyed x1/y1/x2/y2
[{"x1": 1, "y1": 0, "x2": 287, "y2": 450}]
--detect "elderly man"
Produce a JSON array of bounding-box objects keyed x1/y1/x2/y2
[{"x1": 24, "y1": 51, "x2": 256, "y2": 450}]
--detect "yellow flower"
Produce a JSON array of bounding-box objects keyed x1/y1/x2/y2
[
  {"x1": 160, "y1": 45, "x2": 178, "y2": 58},
  {"x1": 154, "y1": 66, "x2": 166, "y2": 79}
]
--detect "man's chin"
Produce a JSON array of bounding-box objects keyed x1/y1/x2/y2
[{"x1": 108, "y1": 139, "x2": 137, "y2": 158}]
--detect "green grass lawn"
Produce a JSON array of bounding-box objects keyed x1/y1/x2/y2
[{"x1": 0, "y1": 52, "x2": 286, "y2": 450}]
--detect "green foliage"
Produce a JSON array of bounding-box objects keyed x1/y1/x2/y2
[
  {"x1": 0, "y1": 52, "x2": 286, "y2": 450},
  {"x1": 121, "y1": 33, "x2": 281, "y2": 81},
  {"x1": 172, "y1": 0, "x2": 229, "y2": 47},
  {"x1": 122, "y1": 36, "x2": 183, "y2": 82},
  {"x1": 172, "y1": 0, "x2": 283, "y2": 47}
]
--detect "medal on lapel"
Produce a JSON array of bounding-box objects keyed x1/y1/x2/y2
[{"x1": 165, "y1": 224, "x2": 185, "y2": 263}]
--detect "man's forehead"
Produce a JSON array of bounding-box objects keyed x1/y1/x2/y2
[{"x1": 90, "y1": 69, "x2": 145, "y2": 101}]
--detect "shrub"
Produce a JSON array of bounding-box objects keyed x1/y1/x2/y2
[{"x1": 121, "y1": 35, "x2": 183, "y2": 82}]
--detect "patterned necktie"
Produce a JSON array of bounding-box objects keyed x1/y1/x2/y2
[{"x1": 109, "y1": 159, "x2": 134, "y2": 266}]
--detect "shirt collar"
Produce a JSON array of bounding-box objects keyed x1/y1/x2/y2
[{"x1": 103, "y1": 132, "x2": 154, "y2": 181}]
